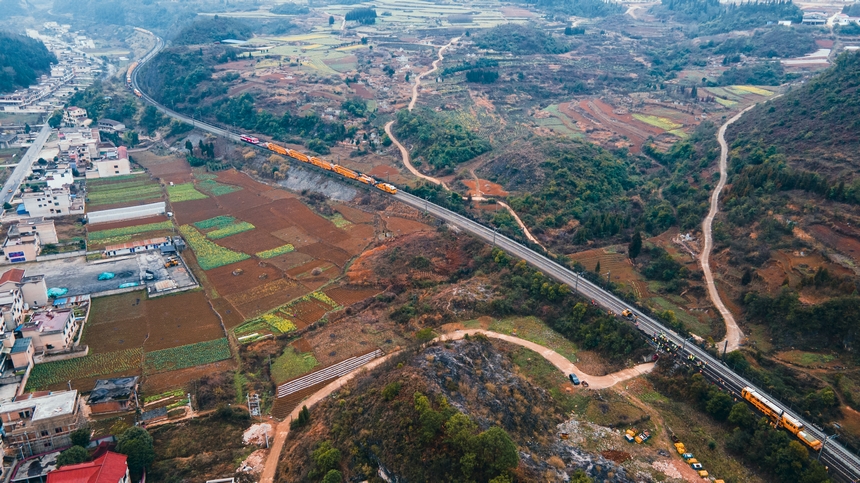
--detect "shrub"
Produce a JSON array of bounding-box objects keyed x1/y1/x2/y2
[{"x1": 382, "y1": 381, "x2": 402, "y2": 401}]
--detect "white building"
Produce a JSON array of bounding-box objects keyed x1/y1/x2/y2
[
  {"x1": 62, "y1": 106, "x2": 88, "y2": 127},
  {"x1": 46, "y1": 163, "x2": 75, "y2": 189},
  {"x1": 21, "y1": 188, "x2": 84, "y2": 218},
  {"x1": 97, "y1": 119, "x2": 126, "y2": 133},
  {"x1": 58, "y1": 128, "x2": 99, "y2": 165}
]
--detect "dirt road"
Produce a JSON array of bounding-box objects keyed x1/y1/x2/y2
[
  {"x1": 409, "y1": 37, "x2": 460, "y2": 111},
  {"x1": 384, "y1": 120, "x2": 450, "y2": 189},
  {"x1": 702, "y1": 107, "x2": 755, "y2": 353},
  {"x1": 258, "y1": 329, "x2": 655, "y2": 482}
]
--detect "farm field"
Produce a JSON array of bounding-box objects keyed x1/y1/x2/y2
[
  {"x1": 86, "y1": 175, "x2": 164, "y2": 208},
  {"x1": 87, "y1": 220, "x2": 175, "y2": 249},
  {"x1": 168, "y1": 183, "x2": 209, "y2": 202}
]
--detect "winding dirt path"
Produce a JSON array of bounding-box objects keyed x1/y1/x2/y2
[
  {"x1": 259, "y1": 329, "x2": 655, "y2": 482},
  {"x1": 385, "y1": 37, "x2": 545, "y2": 247},
  {"x1": 703, "y1": 106, "x2": 755, "y2": 353}
]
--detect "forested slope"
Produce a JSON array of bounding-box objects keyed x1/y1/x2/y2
[
  {"x1": 0, "y1": 32, "x2": 56, "y2": 94},
  {"x1": 727, "y1": 51, "x2": 860, "y2": 195}
]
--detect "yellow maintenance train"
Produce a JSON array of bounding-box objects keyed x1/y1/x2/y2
[
  {"x1": 741, "y1": 386, "x2": 822, "y2": 451},
  {"x1": 241, "y1": 135, "x2": 397, "y2": 195}
]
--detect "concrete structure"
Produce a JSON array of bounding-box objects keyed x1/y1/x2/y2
[
  {"x1": 21, "y1": 187, "x2": 84, "y2": 218},
  {"x1": 96, "y1": 119, "x2": 125, "y2": 133},
  {"x1": 0, "y1": 132, "x2": 17, "y2": 149},
  {"x1": 58, "y1": 128, "x2": 99, "y2": 166},
  {"x1": 45, "y1": 164, "x2": 74, "y2": 189},
  {"x1": 20, "y1": 309, "x2": 79, "y2": 352},
  {"x1": 87, "y1": 377, "x2": 139, "y2": 415},
  {"x1": 62, "y1": 107, "x2": 87, "y2": 127},
  {"x1": 0, "y1": 390, "x2": 83, "y2": 457},
  {"x1": 0, "y1": 268, "x2": 49, "y2": 309},
  {"x1": 87, "y1": 201, "x2": 165, "y2": 225},
  {"x1": 2, "y1": 228, "x2": 41, "y2": 263},
  {"x1": 46, "y1": 451, "x2": 130, "y2": 483},
  {"x1": 802, "y1": 12, "x2": 827, "y2": 25},
  {"x1": 103, "y1": 237, "x2": 171, "y2": 257},
  {"x1": 10, "y1": 338, "x2": 34, "y2": 371},
  {"x1": 0, "y1": 284, "x2": 24, "y2": 332},
  {"x1": 12, "y1": 218, "x2": 58, "y2": 245},
  {"x1": 92, "y1": 157, "x2": 130, "y2": 178}
]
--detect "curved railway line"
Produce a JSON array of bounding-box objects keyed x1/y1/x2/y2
[{"x1": 129, "y1": 32, "x2": 860, "y2": 482}]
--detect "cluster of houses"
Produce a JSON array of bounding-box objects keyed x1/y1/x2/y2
[{"x1": 0, "y1": 379, "x2": 139, "y2": 482}]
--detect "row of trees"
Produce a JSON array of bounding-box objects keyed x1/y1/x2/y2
[{"x1": 345, "y1": 7, "x2": 376, "y2": 24}]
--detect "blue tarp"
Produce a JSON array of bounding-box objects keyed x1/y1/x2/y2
[
  {"x1": 118, "y1": 282, "x2": 139, "y2": 289},
  {"x1": 97, "y1": 272, "x2": 115, "y2": 281},
  {"x1": 47, "y1": 287, "x2": 68, "y2": 297}
]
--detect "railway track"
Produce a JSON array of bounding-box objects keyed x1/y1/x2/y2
[{"x1": 130, "y1": 31, "x2": 860, "y2": 483}]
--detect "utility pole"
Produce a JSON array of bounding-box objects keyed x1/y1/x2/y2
[
  {"x1": 574, "y1": 272, "x2": 579, "y2": 292},
  {"x1": 492, "y1": 227, "x2": 497, "y2": 247},
  {"x1": 723, "y1": 340, "x2": 728, "y2": 358},
  {"x1": 818, "y1": 434, "x2": 837, "y2": 462}
]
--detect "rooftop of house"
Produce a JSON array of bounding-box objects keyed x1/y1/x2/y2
[
  {"x1": 0, "y1": 390, "x2": 78, "y2": 423},
  {"x1": 0, "y1": 290, "x2": 21, "y2": 306},
  {"x1": 22, "y1": 187, "x2": 70, "y2": 197},
  {"x1": 88, "y1": 376, "x2": 139, "y2": 405},
  {"x1": 11, "y1": 337, "x2": 31, "y2": 354},
  {"x1": 46, "y1": 451, "x2": 128, "y2": 483},
  {"x1": 3, "y1": 234, "x2": 38, "y2": 246},
  {"x1": 23, "y1": 310, "x2": 72, "y2": 333},
  {"x1": 0, "y1": 269, "x2": 25, "y2": 285},
  {"x1": 103, "y1": 237, "x2": 170, "y2": 253},
  {"x1": 97, "y1": 119, "x2": 122, "y2": 126}
]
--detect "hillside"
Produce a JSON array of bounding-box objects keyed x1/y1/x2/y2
[
  {"x1": 727, "y1": 51, "x2": 860, "y2": 190},
  {"x1": 171, "y1": 16, "x2": 253, "y2": 45},
  {"x1": 474, "y1": 24, "x2": 572, "y2": 55},
  {"x1": 276, "y1": 338, "x2": 626, "y2": 482},
  {"x1": 655, "y1": 0, "x2": 802, "y2": 34},
  {"x1": 0, "y1": 32, "x2": 57, "y2": 94}
]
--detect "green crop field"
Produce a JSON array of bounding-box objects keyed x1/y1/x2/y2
[
  {"x1": 632, "y1": 114, "x2": 682, "y2": 131},
  {"x1": 144, "y1": 338, "x2": 231, "y2": 374},
  {"x1": 87, "y1": 179, "x2": 163, "y2": 206},
  {"x1": 256, "y1": 244, "x2": 295, "y2": 258},
  {"x1": 197, "y1": 179, "x2": 242, "y2": 196},
  {"x1": 207, "y1": 221, "x2": 255, "y2": 239},
  {"x1": 179, "y1": 225, "x2": 249, "y2": 269},
  {"x1": 271, "y1": 345, "x2": 319, "y2": 384},
  {"x1": 167, "y1": 183, "x2": 208, "y2": 202},
  {"x1": 27, "y1": 348, "x2": 143, "y2": 390},
  {"x1": 193, "y1": 216, "x2": 236, "y2": 230},
  {"x1": 88, "y1": 220, "x2": 174, "y2": 241}
]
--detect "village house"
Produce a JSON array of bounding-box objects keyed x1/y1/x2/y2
[
  {"x1": 0, "y1": 390, "x2": 83, "y2": 457},
  {"x1": 96, "y1": 118, "x2": 125, "y2": 133},
  {"x1": 46, "y1": 451, "x2": 130, "y2": 483},
  {"x1": 45, "y1": 163, "x2": 75, "y2": 189},
  {"x1": 21, "y1": 187, "x2": 84, "y2": 218},
  {"x1": 9, "y1": 337, "x2": 34, "y2": 372},
  {"x1": 2, "y1": 218, "x2": 59, "y2": 264},
  {"x1": 0, "y1": 268, "x2": 49, "y2": 309},
  {"x1": 20, "y1": 309, "x2": 80, "y2": 353},
  {"x1": 103, "y1": 237, "x2": 171, "y2": 257},
  {"x1": 58, "y1": 128, "x2": 100, "y2": 166},
  {"x1": 61, "y1": 106, "x2": 88, "y2": 127},
  {"x1": 0, "y1": 285, "x2": 24, "y2": 333},
  {"x1": 87, "y1": 377, "x2": 139, "y2": 415},
  {"x1": 91, "y1": 146, "x2": 131, "y2": 178}
]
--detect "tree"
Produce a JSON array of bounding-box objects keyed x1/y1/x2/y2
[
  {"x1": 24, "y1": 123, "x2": 30, "y2": 133},
  {"x1": 70, "y1": 427, "x2": 91, "y2": 448},
  {"x1": 728, "y1": 402, "x2": 756, "y2": 428},
  {"x1": 628, "y1": 231, "x2": 642, "y2": 260},
  {"x1": 185, "y1": 139, "x2": 193, "y2": 154},
  {"x1": 57, "y1": 446, "x2": 89, "y2": 467},
  {"x1": 3, "y1": 202, "x2": 11, "y2": 210},
  {"x1": 361, "y1": 37, "x2": 368, "y2": 45},
  {"x1": 123, "y1": 130, "x2": 139, "y2": 147},
  {"x1": 741, "y1": 268, "x2": 752, "y2": 285},
  {"x1": 473, "y1": 426, "x2": 518, "y2": 479},
  {"x1": 329, "y1": 15, "x2": 335, "y2": 25},
  {"x1": 115, "y1": 427, "x2": 155, "y2": 478},
  {"x1": 595, "y1": 260, "x2": 601, "y2": 274},
  {"x1": 48, "y1": 110, "x2": 63, "y2": 128},
  {"x1": 691, "y1": 86, "x2": 698, "y2": 99},
  {"x1": 322, "y1": 470, "x2": 342, "y2": 483}
]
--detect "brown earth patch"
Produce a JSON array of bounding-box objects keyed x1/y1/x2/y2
[
  {"x1": 287, "y1": 259, "x2": 334, "y2": 278},
  {"x1": 809, "y1": 224, "x2": 860, "y2": 262},
  {"x1": 261, "y1": 189, "x2": 295, "y2": 200},
  {"x1": 224, "y1": 277, "x2": 300, "y2": 309},
  {"x1": 368, "y1": 164, "x2": 400, "y2": 178},
  {"x1": 229, "y1": 280, "x2": 310, "y2": 319},
  {"x1": 214, "y1": 229, "x2": 286, "y2": 254},
  {"x1": 383, "y1": 216, "x2": 431, "y2": 236},
  {"x1": 324, "y1": 286, "x2": 381, "y2": 306},
  {"x1": 462, "y1": 179, "x2": 509, "y2": 197},
  {"x1": 206, "y1": 259, "x2": 283, "y2": 297},
  {"x1": 83, "y1": 315, "x2": 149, "y2": 353},
  {"x1": 142, "y1": 359, "x2": 236, "y2": 394},
  {"x1": 351, "y1": 84, "x2": 374, "y2": 100},
  {"x1": 290, "y1": 338, "x2": 313, "y2": 353},
  {"x1": 334, "y1": 223, "x2": 375, "y2": 256},
  {"x1": 298, "y1": 242, "x2": 352, "y2": 267},
  {"x1": 215, "y1": 189, "x2": 271, "y2": 211},
  {"x1": 264, "y1": 251, "x2": 314, "y2": 271},
  {"x1": 171, "y1": 198, "x2": 223, "y2": 225},
  {"x1": 335, "y1": 204, "x2": 375, "y2": 224},
  {"x1": 271, "y1": 226, "x2": 318, "y2": 248},
  {"x1": 501, "y1": 5, "x2": 535, "y2": 17},
  {"x1": 210, "y1": 297, "x2": 245, "y2": 329},
  {"x1": 284, "y1": 298, "x2": 330, "y2": 325},
  {"x1": 299, "y1": 277, "x2": 330, "y2": 292},
  {"x1": 601, "y1": 450, "x2": 632, "y2": 464}
]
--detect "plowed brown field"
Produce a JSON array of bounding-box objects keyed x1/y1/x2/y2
[
  {"x1": 207, "y1": 259, "x2": 283, "y2": 297},
  {"x1": 298, "y1": 242, "x2": 352, "y2": 267},
  {"x1": 324, "y1": 286, "x2": 381, "y2": 306}
]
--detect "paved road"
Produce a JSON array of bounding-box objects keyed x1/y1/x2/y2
[
  {"x1": 259, "y1": 329, "x2": 655, "y2": 482},
  {"x1": 2, "y1": 123, "x2": 51, "y2": 205},
  {"x1": 131, "y1": 31, "x2": 860, "y2": 483},
  {"x1": 702, "y1": 107, "x2": 755, "y2": 353}
]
